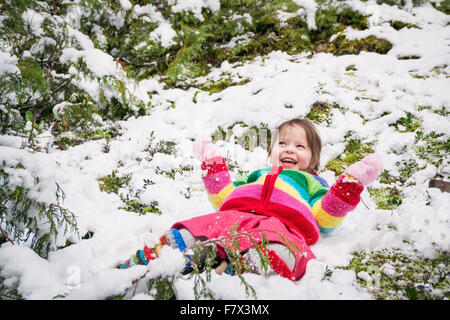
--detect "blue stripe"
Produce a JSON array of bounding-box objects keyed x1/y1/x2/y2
[
  {"x1": 171, "y1": 229, "x2": 187, "y2": 251},
  {"x1": 319, "y1": 226, "x2": 335, "y2": 233},
  {"x1": 171, "y1": 229, "x2": 192, "y2": 272},
  {"x1": 312, "y1": 175, "x2": 329, "y2": 188}
]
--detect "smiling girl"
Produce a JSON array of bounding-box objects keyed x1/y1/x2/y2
[{"x1": 117, "y1": 118, "x2": 382, "y2": 281}]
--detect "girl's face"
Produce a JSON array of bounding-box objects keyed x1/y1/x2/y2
[{"x1": 270, "y1": 124, "x2": 312, "y2": 172}]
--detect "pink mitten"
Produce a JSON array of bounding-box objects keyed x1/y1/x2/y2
[
  {"x1": 193, "y1": 138, "x2": 221, "y2": 161},
  {"x1": 345, "y1": 154, "x2": 383, "y2": 186}
]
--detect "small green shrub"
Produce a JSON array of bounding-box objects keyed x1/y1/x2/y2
[
  {"x1": 414, "y1": 131, "x2": 450, "y2": 170},
  {"x1": 340, "y1": 248, "x2": 449, "y2": 300},
  {"x1": 97, "y1": 170, "x2": 132, "y2": 194}
]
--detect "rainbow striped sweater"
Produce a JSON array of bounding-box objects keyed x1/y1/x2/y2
[{"x1": 201, "y1": 156, "x2": 363, "y2": 245}]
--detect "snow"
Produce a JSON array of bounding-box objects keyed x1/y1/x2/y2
[
  {"x1": 21, "y1": 9, "x2": 46, "y2": 36},
  {"x1": 170, "y1": 0, "x2": 221, "y2": 21},
  {"x1": 60, "y1": 48, "x2": 118, "y2": 77},
  {"x1": 293, "y1": 0, "x2": 318, "y2": 30},
  {"x1": 150, "y1": 23, "x2": 178, "y2": 48},
  {"x1": 0, "y1": 0, "x2": 449, "y2": 300},
  {"x1": 0, "y1": 51, "x2": 19, "y2": 75}
]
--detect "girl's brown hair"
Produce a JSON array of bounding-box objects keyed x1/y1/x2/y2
[{"x1": 269, "y1": 118, "x2": 322, "y2": 173}]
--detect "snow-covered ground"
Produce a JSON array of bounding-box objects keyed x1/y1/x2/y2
[{"x1": 0, "y1": 0, "x2": 449, "y2": 300}]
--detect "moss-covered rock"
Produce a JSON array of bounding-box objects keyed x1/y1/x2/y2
[
  {"x1": 389, "y1": 20, "x2": 420, "y2": 30},
  {"x1": 328, "y1": 34, "x2": 393, "y2": 56}
]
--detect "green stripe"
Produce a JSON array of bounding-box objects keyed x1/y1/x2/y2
[
  {"x1": 280, "y1": 170, "x2": 328, "y2": 193},
  {"x1": 277, "y1": 173, "x2": 311, "y2": 202},
  {"x1": 310, "y1": 189, "x2": 328, "y2": 206},
  {"x1": 233, "y1": 180, "x2": 247, "y2": 188},
  {"x1": 246, "y1": 167, "x2": 271, "y2": 183}
]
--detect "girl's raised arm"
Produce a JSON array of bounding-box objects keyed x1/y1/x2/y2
[
  {"x1": 311, "y1": 155, "x2": 383, "y2": 232},
  {"x1": 193, "y1": 138, "x2": 235, "y2": 210}
]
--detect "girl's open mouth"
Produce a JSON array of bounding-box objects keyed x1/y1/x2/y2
[{"x1": 280, "y1": 158, "x2": 297, "y2": 168}]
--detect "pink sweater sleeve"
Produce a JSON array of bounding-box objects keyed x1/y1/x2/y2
[{"x1": 312, "y1": 173, "x2": 364, "y2": 231}]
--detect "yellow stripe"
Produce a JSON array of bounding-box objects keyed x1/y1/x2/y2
[
  {"x1": 312, "y1": 199, "x2": 345, "y2": 229},
  {"x1": 208, "y1": 182, "x2": 235, "y2": 210},
  {"x1": 273, "y1": 178, "x2": 311, "y2": 209},
  {"x1": 154, "y1": 243, "x2": 162, "y2": 256}
]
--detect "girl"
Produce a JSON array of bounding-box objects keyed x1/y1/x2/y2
[{"x1": 117, "y1": 118, "x2": 382, "y2": 281}]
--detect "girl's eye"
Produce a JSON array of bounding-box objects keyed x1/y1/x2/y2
[
  {"x1": 279, "y1": 141, "x2": 286, "y2": 146},
  {"x1": 297, "y1": 145, "x2": 305, "y2": 149}
]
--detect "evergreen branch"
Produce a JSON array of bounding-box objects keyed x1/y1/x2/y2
[
  {"x1": 19, "y1": 75, "x2": 74, "y2": 112},
  {"x1": 119, "y1": 57, "x2": 158, "y2": 67},
  {"x1": 191, "y1": 228, "x2": 301, "y2": 255}
]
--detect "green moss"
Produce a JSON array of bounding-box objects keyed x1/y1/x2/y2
[
  {"x1": 201, "y1": 77, "x2": 250, "y2": 94},
  {"x1": 391, "y1": 112, "x2": 422, "y2": 133},
  {"x1": 374, "y1": 0, "x2": 408, "y2": 7},
  {"x1": 306, "y1": 101, "x2": 344, "y2": 125},
  {"x1": 397, "y1": 159, "x2": 421, "y2": 184},
  {"x1": 76, "y1": 1, "x2": 375, "y2": 91},
  {"x1": 158, "y1": 2, "x2": 372, "y2": 88},
  {"x1": 432, "y1": 0, "x2": 450, "y2": 15},
  {"x1": 398, "y1": 55, "x2": 421, "y2": 60},
  {"x1": 98, "y1": 170, "x2": 132, "y2": 194},
  {"x1": 378, "y1": 158, "x2": 426, "y2": 187},
  {"x1": 120, "y1": 199, "x2": 162, "y2": 216},
  {"x1": 328, "y1": 34, "x2": 393, "y2": 56},
  {"x1": 389, "y1": 20, "x2": 420, "y2": 30},
  {"x1": 429, "y1": 64, "x2": 448, "y2": 76},
  {"x1": 144, "y1": 133, "x2": 177, "y2": 161},
  {"x1": 409, "y1": 72, "x2": 428, "y2": 79},
  {"x1": 277, "y1": 28, "x2": 312, "y2": 55},
  {"x1": 53, "y1": 124, "x2": 121, "y2": 150},
  {"x1": 155, "y1": 165, "x2": 194, "y2": 180},
  {"x1": 414, "y1": 131, "x2": 450, "y2": 169},
  {"x1": 433, "y1": 107, "x2": 449, "y2": 117},
  {"x1": 339, "y1": 248, "x2": 449, "y2": 300},
  {"x1": 368, "y1": 186, "x2": 403, "y2": 210},
  {"x1": 311, "y1": 6, "x2": 368, "y2": 44},
  {"x1": 324, "y1": 135, "x2": 375, "y2": 175},
  {"x1": 306, "y1": 101, "x2": 332, "y2": 124},
  {"x1": 378, "y1": 169, "x2": 398, "y2": 185}
]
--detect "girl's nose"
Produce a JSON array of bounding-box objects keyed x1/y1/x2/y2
[{"x1": 285, "y1": 144, "x2": 295, "y2": 153}]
